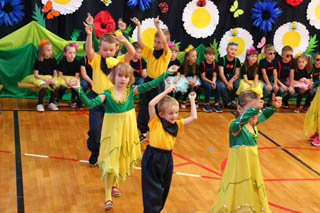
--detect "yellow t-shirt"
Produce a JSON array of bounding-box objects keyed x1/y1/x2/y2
[
  {"x1": 89, "y1": 53, "x2": 125, "y2": 94},
  {"x1": 148, "y1": 115, "x2": 184, "y2": 150},
  {"x1": 142, "y1": 45, "x2": 172, "y2": 79}
]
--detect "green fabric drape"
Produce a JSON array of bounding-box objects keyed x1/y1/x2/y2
[{"x1": 0, "y1": 43, "x2": 38, "y2": 98}]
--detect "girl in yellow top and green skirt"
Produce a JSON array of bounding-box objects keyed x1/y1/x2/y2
[
  {"x1": 210, "y1": 90, "x2": 282, "y2": 212},
  {"x1": 72, "y1": 62, "x2": 178, "y2": 210}
]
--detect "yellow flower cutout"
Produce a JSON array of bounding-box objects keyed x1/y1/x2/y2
[
  {"x1": 131, "y1": 18, "x2": 168, "y2": 48},
  {"x1": 182, "y1": 0, "x2": 219, "y2": 38},
  {"x1": 219, "y1": 28, "x2": 254, "y2": 63},
  {"x1": 307, "y1": 0, "x2": 320, "y2": 29},
  {"x1": 273, "y1": 21, "x2": 310, "y2": 57},
  {"x1": 41, "y1": 0, "x2": 84, "y2": 15}
]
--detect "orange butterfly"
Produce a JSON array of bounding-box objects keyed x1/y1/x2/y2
[{"x1": 42, "y1": 1, "x2": 60, "y2": 19}]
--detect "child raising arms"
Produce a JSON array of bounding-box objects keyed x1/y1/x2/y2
[
  {"x1": 131, "y1": 16, "x2": 172, "y2": 142},
  {"x1": 32, "y1": 40, "x2": 59, "y2": 112},
  {"x1": 71, "y1": 62, "x2": 178, "y2": 210},
  {"x1": 210, "y1": 90, "x2": 282, "y2": 212},
  {"x1": 83, "y1": 16, "x2": 135, "y2": 166},
  {"x1": 142, "y1": 86, "x2": 197, "y2": 212}
]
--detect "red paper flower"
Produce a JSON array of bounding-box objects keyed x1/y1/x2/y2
[
  {"x1": 286, "y1": 0, "x2": 303, "y2": 7},
  {"x1": 93, "y1": 10, "x2": 116, "y2": 38}
]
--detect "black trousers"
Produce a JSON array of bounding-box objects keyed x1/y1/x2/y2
[
  {"x1": 137, "y1": 77, "x2": 165, "y2": 134},
  {"x1": 142, "y1": 145, "x2": 173, "y2": 213}
]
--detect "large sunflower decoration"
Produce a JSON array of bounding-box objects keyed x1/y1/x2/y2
[
  {"x1": 131, "y1": 18, "x2": 168, "y2": 48},
  {"x1": 219, "y1": 28, "x2": 254, "y2": 62},
  {"x1": 41, "y1": 0, "x2": 84, "y2": 15},
  {"x1": 0, "y1": 0, "x2": 24, "y2": 26},
  {"x1": 273, "y1": 21, "x2": 310, "y2": 57},
  {"x1": 307, "y1": 0, "x2": 320, "y2": 29},
  {"x1": 251, "y1": 0, "x2": 282, "y2": 32},
  {"x1": 182, "y1": 0, "x2": 219, "y2": 39}
]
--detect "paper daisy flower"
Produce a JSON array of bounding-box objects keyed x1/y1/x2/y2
[
  {"x1": 131, "y1": 18, "x2": 168, "y2": 48},
  {"x1": 273, "y1": 22, "x2": 310, "y2": 57},
  {"x1": 0, "y1": 0, "x2": 24, "y2": 26},
  {"x1": 251, "y1": 0, "x2": 282, "y2": 32},
  {"x1": 182, "y1": 0, "x2": 219, "y2": 39},
  {"x1": 219, "y1": 28, "x2": 254, "y2": 62},
  {"x1": 307, "y1": 0, "x2": 320, "y2": 29},
  {"x1": 41, "y1": 0, "x2": 84, "y2": 15}
]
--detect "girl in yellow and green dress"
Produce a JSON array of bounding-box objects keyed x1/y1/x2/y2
[
  {"x1": 71, "y1": 62, "x2": 178, "y2": 210},
  {"x1": 304, "y1": 52, "x2": 320, "y2": 146},
  {"x1": 210, "y1": 89, "x2": 282, "y2": 212}
]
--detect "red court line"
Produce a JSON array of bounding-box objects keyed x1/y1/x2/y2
[
  {"x1": 69, "y1": 108, "x2": 89, "y2": 116},
  {"x1": 259, "y1": 146, "x2": 320, "y2": 151},
  {"x1": 48, "y1": 156, "x2": 79, "y2": 162},
  {"x1": 172, "y1": 151, "x2": 223, "y2": 177},
  {"x1": 269, "y1": 202, "x2": 302, "y2": 213},
  {"x1": 174, "y1": 162, "x2": 192, "y2": 167},
  {"x1": 0, "y1": 150, "x2": 12, "y2": 154},
  {"x1": 264, "y1": 178, "x2": 320, "y2": 182},
  {"x1": 201, "y1": 176, "x2": 221, "y2": 180}
]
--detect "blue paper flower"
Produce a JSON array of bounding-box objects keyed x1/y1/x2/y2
[
  {"x1": 0, "y1": 0, "x2": 24, "y2": 26},
  {"x1": 127, "y1": 0, "x2": 154, "y2": 11},
  {"x1": 251, "y1": 0, "x2": 282, "y2": 32}
]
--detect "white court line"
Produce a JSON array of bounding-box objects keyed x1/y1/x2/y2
[
  {"x1": 24, "y1": 154, "x2": 206, "y2": 179},
  {"x1": 24, "y1": 153, "x2": 48, "y2": 158},
  {"x1": 175, "y1": 172, "x2": 201, "y2": 178}
]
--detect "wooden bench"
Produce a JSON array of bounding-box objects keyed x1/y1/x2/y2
[{"x1": 17, "y1": 82, "x2": 39, "y2": 89}]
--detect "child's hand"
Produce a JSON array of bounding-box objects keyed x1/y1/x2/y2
[
  {"x1": 272, "y1": 93, "x2": 282, "y2": 109},
  {"x1": 168, "y1": 65, "x2": 179, "y2": 73},
  {"x1": 166, "y1": 85, "x2": 176, "y2": 93},
  {"x1": 211, "y1": 82, "x2": 216, "y2": 89},
  {"x1": 70, "y1": 78, "x2": 80, "y2": 88},
  {"x1": 154, "y1": 16, "x2": 161, "y2": 29},
  {"x1": 226, "y1": 82, "x2": 233, "y2": 91},
  {"x1": 173, "y1": 79, "x2": 178, "y2": 84},
  {"x1": 282, "y1": 85, "x2": 288, "y2": 92},
  {"x1": 166, "y1": 79, "x2": 171, "y2": 84},
  {"x1": 118, "y1": 18, "x2": 126, "y2": 31},
  {"x1": 267, "y1": 84, "x2": 272, "y2": 92},
  {"x1": 131, "y1": 17, "x2": 141, "y2": 26},
  {"x1": 116, "y1": 34, "x2": 127, "y2": 43},
  {"x1": 189, "y1": 92, "x2": 197, "y2": 101},
  {"x1": 288, "y1": 86, "x2": 293, "y2": 94},
  {"x1": 85, "y1": 13, "x2": 94, "y2": 25},
  {"x1": 273, "y1": 85, "x2": 279, "y2": 92},
  {"x1": 83, "y1": 22, "x2": 92, "y2": 35}
]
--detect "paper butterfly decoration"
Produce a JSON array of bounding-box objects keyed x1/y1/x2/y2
[
  {"x1": 257, "y1": 36, "x2": 266, "y2": 53},
  {"x1": 42, "y1": 0, "x2": 60, "y2": 19},
  {"x1": 230, "y1": 0, "x2": 244, "y2": 18}
]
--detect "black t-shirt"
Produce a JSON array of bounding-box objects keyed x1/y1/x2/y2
[
  {"x1": 167, "y1": 59, "x2": 181, "y2": 76},
  {"x1": 79, "y1": 56, "x2": 92, "y2": 79},
  {"x1": 178, "y1": 64, "x2": 198, "y2": 77},
  {"x1": 58, "y1": 58, "x2": 80, "y2": 76},
  {"x1": 294, "y1": 69, "x2": 311, "y2": 81},
  {"x1": 130, "y1": 58, "x2": 147, "y2": 78},
  {"x1": 33, "y1": 58, "x2": 58, "y2": 75},
  {"x1": 259, "y1": 58, "x2": 277, "y2": 80},
  {"x1": 217, "y1": 56, "x2": 241, "y2": 78},
  {"x1": 312, "y1": 66, "x2": 320, "y2": 82},
  {"x1": 240, "y1": 65, "x2": 257, "y2": 80},
  {"x1": 198, "y1": 61, "x2": 217, "y2": 80},
  {"x1": 277, "y1": 59, "x2": 294, "y2": 80}
]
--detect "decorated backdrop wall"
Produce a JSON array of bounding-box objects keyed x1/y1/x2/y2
[{"x1": 1, "y1": 0, "x2": 320, "y2": 97}]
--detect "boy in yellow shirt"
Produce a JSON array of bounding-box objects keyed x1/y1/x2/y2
[
  {"x1": 131, "y1": 16, "x2": 172, "y2": 142},
  {"x1": 142, "y1": 85, "x2": 197, "y2": 212},
  {"x1": 83, "y1": 14, "x2": 135, "y2": 166}
]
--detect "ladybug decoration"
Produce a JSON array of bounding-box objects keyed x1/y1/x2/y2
[
  {"x1": 286, "y1": 0, "x2": 303, "y2": 7},
  {"x1": 197, "y1": 0, "x2": 206, "y2": 7},
  {"x1": 158, "y1": 2, "x2": 168, "y2": 13}
]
